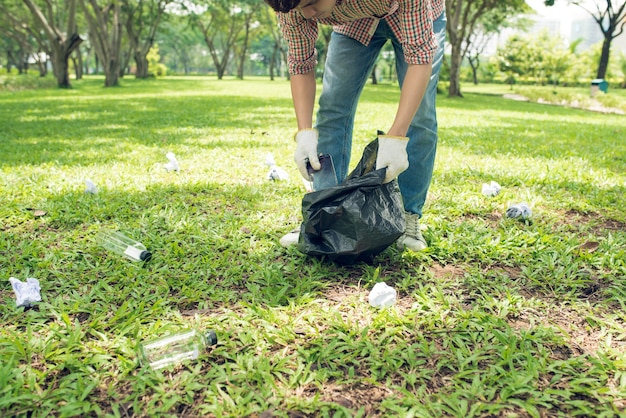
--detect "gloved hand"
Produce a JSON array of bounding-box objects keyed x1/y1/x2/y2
[
  {"x1": 376, "y1": 134, "x2": 409, "y2": 183},
  {"x1": 294, "y1": 129, "x2": 320, "y2": 179}
]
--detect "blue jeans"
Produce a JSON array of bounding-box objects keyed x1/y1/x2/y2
[{"x1": 315, "y1": 11, "x2": 446, "y2": 217}]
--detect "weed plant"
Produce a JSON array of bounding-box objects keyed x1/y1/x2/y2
[{"x1": 1, "y1": 76, "x2": 625, "y2": 417}]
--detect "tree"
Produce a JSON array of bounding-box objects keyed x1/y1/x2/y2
[
  {"x1": 146, "y1": 43, "x2": 166, "y2": 75},
  {"x1": 16, "y1": 0, "x2": 83, "y2": 88},
  {"x1": 191, "y1": 0, "x2": 248, "y2": 79},
  {"x1": 122, "y1": 0, "x2": 171, "y2": 78},
  {"x1": 495, "y1": 33, "x2": 531, "y2": 88},
  {"x1": 234, "y1": 0, "x2": 263, "y2": 79},
  {"x1": 446, "y1": 0, "x2": 529, "y2": 97},
  {"x1": 535, "y1": 31, "x2": 572, "y2": 85},
  {"x1": 257, "y1": 5, "x2": 286, "y2": 80},
  {"x1": 157, "y1": 14, "x2": 204, "y2": 74},
  {"x1": 466, "y1": 9, "x2": 531, "y2": 85},
  {"x1": 80, "y1": 0, "x2": 123, "y2": 87},
  {"x1": 495, "y1": 30, "x2": 580, "y2": 86},
  {"x1": 0, "y1": 2, "x2": 39, "y2": 74},
  {"x1": 545, "y1": 0, "x2": 626, "y2": 79}
]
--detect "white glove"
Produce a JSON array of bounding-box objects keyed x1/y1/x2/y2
[
  {"x1": 294, "y1": 129, "x2": 320, "y2": 179},
  {"x1": 376, "y1": 134, "x2": 409, "y2": 183}
]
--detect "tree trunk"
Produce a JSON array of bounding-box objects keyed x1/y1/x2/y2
[
  {"x1": 269, "y1": 42, "x2": 278, "y2": 81},
  {"x1": 22, "y1": 0, "x2": 82, "y2": 88},
  {"x1": 237, "y1": 19, "x2": 251, "y2": 79},
  {"x1": 448, "y1": 42, "x2": 463, "y2": 97},
  {"x1": 51, "y1": 53, "x2": 71, "y2": 85},
  {"x1": 10, "y1": 48, "x2": 27, "y2": 73},
  {"x1": 83, "y1": 47, "x2": 90, "y2": 75},
  {"x1": 50, "y1": 33, "x2": 82, "y2": 87},
  {"x1": 121, "y1": 47, "x2": 132, "y2": 77},
  {"x1": 596, "y1": 37, "x2": 612, "y2": 79},
  {"x1": 446, "y1": 1, "x2": 463, "y2": 98},
  {"x1": 74, "y1": 49, "x2": 83, "y2": 79},
  {"x1": 36, "y1": 56, "x2": 47, "y2": 77},
  {"x1": 122, "y1": 0, "x2": 166, "y2": 80},
  {"x1": 135, "y1": 52, "x2": 149, "y2": 78},
  {"x1": 216, "y1": 65, "x2": 225, "y2": 80},
  {"x1": 281, "y1": 45, "x2": 289, "y2": 81},
  {"x1": 468, "y1": 55, "x2": 479, "y2": 85},
  {"x1": 5, "y1": 50, "x2": 12, "y2": 72},
  {"x1": 80, "y1": 0, "x2": 122, "y2": 87}
]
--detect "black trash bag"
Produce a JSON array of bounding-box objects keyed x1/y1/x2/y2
[{"x1": 297, "y1": 138, "x2": 406, "y2": 264}]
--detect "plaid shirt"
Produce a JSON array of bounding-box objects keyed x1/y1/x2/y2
[{"x1": 277, "y1": 0, "x2": 444, "y2": 75}]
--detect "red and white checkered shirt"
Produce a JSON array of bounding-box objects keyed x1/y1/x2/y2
[{"x1": 277, "y1": 0, "x2": 444, "y2": 75}]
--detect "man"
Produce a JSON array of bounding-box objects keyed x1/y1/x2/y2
[{"x1": 266, "y1": 0, "x2": 446, "y2": 252}]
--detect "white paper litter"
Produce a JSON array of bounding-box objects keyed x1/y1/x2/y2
[
  {"x1": 368, "y1": 282, "x2": 397, "y2": 308},
  {"x1": 481, "y1": 181, "x2": 501, "y2": 197},
  {"x1": 9, "y1": 277, "x2": 42, "y2": 307},
  {"x1": 164, "y1": 152, "x2": 180, "y2": 172}
]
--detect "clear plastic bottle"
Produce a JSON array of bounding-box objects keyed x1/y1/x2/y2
[
  {"x1": 97, "y1": 230, "x2": 152, "y2": 262},
  {"x1": 139, "y1": 329, "x2": 218, "y2": 369}
]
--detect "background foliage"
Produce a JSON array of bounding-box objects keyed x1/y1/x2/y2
[{"x1": 1, "y1": 0, "x2": 625, "y2": 91}]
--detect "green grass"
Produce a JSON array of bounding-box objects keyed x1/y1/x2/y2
[{"x1": 1, "y1": 75, "x2": 626, "y2": 417}]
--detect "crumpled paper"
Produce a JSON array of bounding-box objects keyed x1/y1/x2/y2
[
  {"x1": 368, "y1": 282, "x2": 397, "y2": 308},
  {"x1": 482, "y1": 181, "x2": 501, "y2": 197},
  {"x1": 506, "y1": 202, "x2": 532, "y2": 219},
  {"x1": 9, "y1": 277, "x2": 42, "y2": 307},
  {"x1": 164, "y1": 152, "x2": 180, "y2": 172},
  {"x1": 266, "y1": 153, "x2": 289, "y2": 181},
  {"x1": 85, "y1": 178, "x2": 98, "y2": 194}
]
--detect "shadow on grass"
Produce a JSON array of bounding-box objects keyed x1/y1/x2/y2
[{"x1": 0, "y1": 93, "x2": 294, "y2": 167}]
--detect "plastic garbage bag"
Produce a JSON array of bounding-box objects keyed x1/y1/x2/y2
[
  {"x1": 297, "y1": 138, "x2": 405, "y2": 264},
  {"x1": 9, "y1": 277, "x2": 41, "y2": 307}
]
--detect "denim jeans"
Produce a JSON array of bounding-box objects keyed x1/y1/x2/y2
[{"x1": 315, "y1": 11, "x2": 446, "y2": 217}]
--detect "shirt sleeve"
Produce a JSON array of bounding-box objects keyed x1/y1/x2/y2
[
  {"x1": 398, "y1": 0, "x2": 438, "y2": 65},
  {"x1": 277, "y1": 11, "x2": 319, "y2": 75}
]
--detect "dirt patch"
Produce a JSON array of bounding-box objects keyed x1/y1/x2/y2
[
  {"x1": 503, "y1": 93, "x2": 625, "y2": 115},
  {"x1": 308, "y1": 381, "x2": 393, "y2": 416},
  {"x1": 430, "y1": 262, "x2": 466, "y2": 280},
  {"x1": 503, "y1": 93, "x2": 528, "y2": 102},
  {"x1": 459, "y1": 210, "x2": 505, "y2": 228},
  {"x1": 560, "y1": 209, "x2": 626, "y2": 234},
  {"x1": 508, "y1": 301, "x2": 626, "y2": 356}
]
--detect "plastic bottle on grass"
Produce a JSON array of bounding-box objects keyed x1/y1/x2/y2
[
  {"x1": 97, "y1": 230, "x2": 152, "y2": 262},
  {"x1": 139, "y1": 329, "x2": 218, "y2": 369}
]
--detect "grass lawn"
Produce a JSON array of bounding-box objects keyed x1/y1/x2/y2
[{"x1": 1, "y1": 75, "x2": 626, "y2": 417}]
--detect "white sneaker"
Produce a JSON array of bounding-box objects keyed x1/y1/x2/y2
[
  {"x1": 279, "y1": 229, "x2": 300, "y2": 247},
  {"x1": 397, "y1": 212, "x2": 427, "y2": 252}
]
